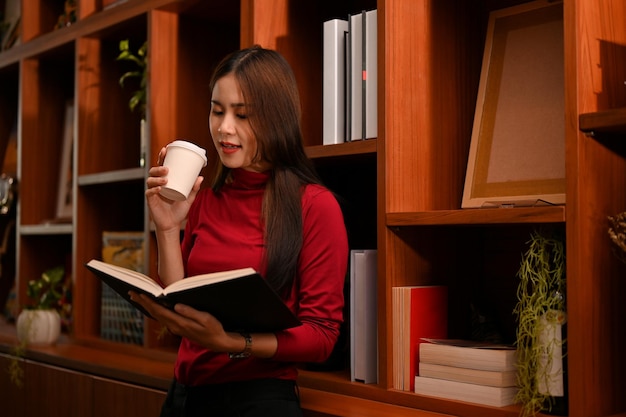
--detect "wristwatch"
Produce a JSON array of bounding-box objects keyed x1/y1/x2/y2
[{"x1": 228, "y1": 332, "x2": 252, "y2": 359}]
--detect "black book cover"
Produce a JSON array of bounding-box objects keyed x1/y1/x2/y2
[{"x1": 85, "y1": 261, "x2": 301, "y2": 333}]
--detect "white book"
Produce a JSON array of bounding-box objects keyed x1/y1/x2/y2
[
  {"x1": 349, "y1": 10, "x2": 377, "y2": 141},
  {"x1": 350, "y1": 249, "x2": 378, "y2": 383},
  {"x1": 414, "y1": 375, "x2": 519, "y2": 407},
  {"x1": 323, "y1": 18, "x2": 349, "y2": 145},
  {"x1": 363, "y1": 9, "x2": 377, "y2": 140},
  {"x1": 418, "y1": 362, "x2": 517, "y2": 387},
  {"x1": 420, "y1": 339, "x2": 517, "y2": 371}
]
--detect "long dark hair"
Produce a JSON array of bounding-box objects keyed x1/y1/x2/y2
[{"x1": 209, "y1": 46, "x2": 322, "y2": 296}]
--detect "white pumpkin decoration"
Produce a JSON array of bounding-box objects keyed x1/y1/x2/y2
[{"x1": 16, "y1": 309, "x2": 62, "y2": 345}]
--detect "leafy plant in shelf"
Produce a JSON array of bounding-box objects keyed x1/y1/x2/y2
[
  {"x1": 25, "y1": 265, "x2": 66, "y2": 310},
  {"x1": 116, "y1": 39, "x2": 147, "y2": 118},
  {"x1": 514, "y1": 228, "x2": 567, "y2": 417}
]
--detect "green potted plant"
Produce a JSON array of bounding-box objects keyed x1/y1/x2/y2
[
  {"x1": 514, "y1": 228, "x2": 567, "y2": 417},
  {"x1": 15, "y1": 265, "x2": 66, "y2": 346},
  {"x1": 116, "y1": 39, "x2": 148, "y2": 167},
  {"x1": 9, "y1": 266, "x2": 67, "y2": 387}
]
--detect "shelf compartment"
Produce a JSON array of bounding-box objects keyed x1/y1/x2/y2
[
  {"x1": 77, "y1": 30, "x2": 148, "y2": 176},
  {"x1": 20, "y1": 43, "x2": 76, "y2": 226},
  {"x1": 17, "y1": 233, "x2": 72, "y2": 308},
  {"x1": 73, "y1": 181, "x2": 146, "y2": 340}
]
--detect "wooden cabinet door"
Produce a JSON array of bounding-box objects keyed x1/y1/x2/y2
[
  {"x1": 92, "y1": 376, "x2": 166, "y2": 417},
  {"x1": 24, "y1": 361, "x2": 92, "y2": 417}
]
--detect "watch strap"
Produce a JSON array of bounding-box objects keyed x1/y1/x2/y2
[{"x1": 228, "y1": 332, "x2": 252, "y2": 359}]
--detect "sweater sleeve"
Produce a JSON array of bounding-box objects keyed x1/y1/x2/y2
[{"x1": 273, "y1": 185, "x2": 349, "y2": 363}]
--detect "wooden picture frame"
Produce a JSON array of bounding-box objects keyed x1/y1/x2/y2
[
  {"x1": 461, "y1": 0, "x2": 565, "y2": 209},
  {"x1": 56, "y1": 100, "x2": 74, "y2": 220}
]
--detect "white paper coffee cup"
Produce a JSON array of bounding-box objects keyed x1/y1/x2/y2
[{"x1": 160, "y1": 140, "x2": 208, "y2": 201}]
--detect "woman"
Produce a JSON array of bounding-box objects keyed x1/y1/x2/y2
[{"x1": 130, "y1": 46, "x2": 349, "y2": 417}]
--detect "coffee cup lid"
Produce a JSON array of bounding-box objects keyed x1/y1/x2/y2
[{"x1": 167, "y1": 140, "x2": 208, "y2": 166}]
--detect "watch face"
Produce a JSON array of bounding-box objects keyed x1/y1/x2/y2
[{"x1": 228, "y1": 351, "x2": 251, "y2": 359}]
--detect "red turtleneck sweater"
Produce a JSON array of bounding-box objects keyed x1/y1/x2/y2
[{"x1": 174, "y1": 168, "x2": 348, "y2": 386}]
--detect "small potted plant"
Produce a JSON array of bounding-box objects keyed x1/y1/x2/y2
[
  {"x1": 8, "y1": 266, "x2": 67, "y2": 387},
  {"x1": 15, "y1": 265, "x2": 67, "y2": 346}
]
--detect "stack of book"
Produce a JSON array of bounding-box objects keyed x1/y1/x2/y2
[{"x1": 414, "y1": 339, "x2": 519, "y2": 407}]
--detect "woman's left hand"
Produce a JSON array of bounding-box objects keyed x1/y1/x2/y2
[{"x1": 129, "y1": 291, "x2": 244, "y2": 352}]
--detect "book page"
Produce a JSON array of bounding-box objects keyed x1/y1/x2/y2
[
  {"x1": 88, "y1": 260, "x2": 163, "y2": 296},
  {"x1": 163, "y1": 267, "x2": 258, "y2": 294}
]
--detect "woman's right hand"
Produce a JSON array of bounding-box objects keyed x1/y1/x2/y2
[{"x1": 145, "y1": 147, "x2": 204, "y2": 232}]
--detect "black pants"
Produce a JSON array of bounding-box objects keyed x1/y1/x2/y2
[{"x1": 159, "y1": 378, "x2": 304, "y2": 417}]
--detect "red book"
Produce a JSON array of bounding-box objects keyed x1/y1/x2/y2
[{"x1": 392, "y1": 286, "x2": 447, "y2": 391}]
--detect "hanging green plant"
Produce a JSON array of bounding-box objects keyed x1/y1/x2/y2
[
  {"x1": 514, "y1": 228, "x2": 566, "y2": 417},
  {"x1": 7, "y1": 338, "x2": 26, "y2": 388},
  {"x1": 116, "y1": 39, "x2": 147, "y2": 118}
]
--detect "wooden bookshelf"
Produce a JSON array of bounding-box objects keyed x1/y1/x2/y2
[{"x1": 0, "y1": 0, "x2": 624, "y2": 416}]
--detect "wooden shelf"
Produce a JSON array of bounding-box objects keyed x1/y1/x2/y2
[
  {"x1": 386, "y1": 206, "x2": 565, "y2": 226},
  {"x1": 19, "y1": 223, "x2": 73, "y2": 235},
  {"x1": 306, "y1": 139, "x2": 377, "y2": 160},
  {"x1": 298, "y1": 370, "x2": 547, "y2": 417},
  {"x1": 77, "y1": 167, "x2": 145, "y2": 186},
  {"x1": 579, "y1": 107, "x2": 626, "y2": 135},
  {"x1": 299, "y1": 387, "x2": 443, "y2": 417}
]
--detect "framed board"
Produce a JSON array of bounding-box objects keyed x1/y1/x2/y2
[{"x1": 462, "y1": 0, "x2": 565, "y2": 208}]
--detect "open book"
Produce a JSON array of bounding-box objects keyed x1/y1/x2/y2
[{"x1": 85, "y1": 259, "x2": 301, "y2": 333}]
